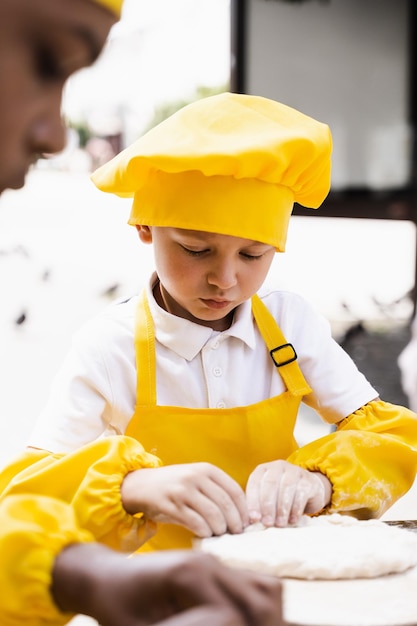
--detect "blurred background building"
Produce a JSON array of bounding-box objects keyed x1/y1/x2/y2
[{"x1": 229, "y1": 0, "x2": 417, "y2": 409}]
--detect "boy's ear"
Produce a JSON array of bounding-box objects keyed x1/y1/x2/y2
[{"x1": 136, "y1": 225, "x2": 153, "y2": 244}]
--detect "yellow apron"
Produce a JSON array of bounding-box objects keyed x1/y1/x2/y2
[{"x1": 126, "y1": 290, "x2": 312, "y2": 550}]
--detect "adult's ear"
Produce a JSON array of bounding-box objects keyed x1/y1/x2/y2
[{"x1": 136, "y1": 225, "x2": 153, "y2": 244}]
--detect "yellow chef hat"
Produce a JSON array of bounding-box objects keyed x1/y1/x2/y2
[
  {"x1": 91, "y1": 0, "x2": 123, "y2": 17},
  {"x1": 91, "y1": 92, "x2": 332, "y2": 251}
]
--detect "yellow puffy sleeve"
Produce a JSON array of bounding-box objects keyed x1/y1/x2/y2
[
  {"x1": 288, "y1": 400, "x2": 417, "y2": 518},
  {"x1": 0, "y1": 436, "x2": 162, "y2": 552},
  {"x1": 0, "y1": 494, "x2": 92, "y2": 626}
]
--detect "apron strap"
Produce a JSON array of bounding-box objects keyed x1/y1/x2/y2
[
  {"x1": 135, "y1": 288, "x2": 157, "y2": 406},
  {"x1": 134, "y1": 289, "x2": 312, "y2": 406},
  {"x1": 251, "y1": 294, "x2": 312, "y2": 397}
]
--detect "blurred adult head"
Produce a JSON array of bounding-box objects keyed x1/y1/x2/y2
[{"x1": 0, "y1": 0, "x2": 121, "y2": 194}]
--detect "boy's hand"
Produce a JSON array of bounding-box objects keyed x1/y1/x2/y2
[
  {"x1": 121, "y1": 462, "x2": 249, "y2": 537},
  {"x1": 246, "y1": 460, "x2": 331, "y2": 527}
]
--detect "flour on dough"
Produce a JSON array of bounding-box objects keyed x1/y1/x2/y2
[{"x1": 195, "y1": 514, "x2": 417, "y2": 580}]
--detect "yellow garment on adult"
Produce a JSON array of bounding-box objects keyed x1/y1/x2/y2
[
  {"x1": 0, "y1": 494, "x2": 93, "y2": 626},
  {"x1": 0, "y1": 437, "x2": 161, "y2": 624},
  {"x1": 91, "y1": 0, "x2": 123, "y2": 17},
  {"x1": 127, "y1": 291, "x2": 417, "y2": 550},
  {"x1": 0, "y1": 436, "x2": 161, "y2": 552}
]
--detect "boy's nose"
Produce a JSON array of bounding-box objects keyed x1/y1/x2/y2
[{"x1": 207, "y1": 262, "x2": 238, "y2": 290}]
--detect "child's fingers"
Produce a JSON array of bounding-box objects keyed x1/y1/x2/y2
[
  {"x1": 247, "y1": 461, "x2": 322, "y2": 527},
  {"x1": 245, "y1": 469, "x2": 263, "y2": 523},
  {"x1": 169, "y1": 486, "x2": 244, "y2": 537},
  {"x1": 137, "y1": 463, "x2": 248, "y2": 536},
  {"x1": 278, "y1": 476, "x2": 312, "y2": 526},
  {"x1": 303, "y1": 473, "x2": 327, "y2": 515},
  {"x1": 197, "y1": 478, "x2": 247, "y2": 535},
  {"x1": 246, "y1": 461, "x2": 287, "y2": 524},
  {"x1": 208, "y1": 466, "x2": 249, "y2": 530},
  {"x1": 276, "y1": 472, "x2": 326, "y2": 526},
  {"x1": 151, "y1": 498, "x2": 215, "y2": 537},
  {"x1": 170, "y1": 466, "x2": 248, "y2": 536}
]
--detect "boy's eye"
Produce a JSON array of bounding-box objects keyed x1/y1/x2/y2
[
  {"x1": 240, "y1": 252, "x2": 263, "y2": 260},
  {"x1": 180, "y1": 245, "x2": 265, "y2": 260},
  {"x1": 181, "y1": 246, "x2": 208, "y2": 257}
]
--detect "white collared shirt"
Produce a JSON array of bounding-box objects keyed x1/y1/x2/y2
[{"x1": 29, "y1": 273, "x2": 377, "y2": 453}]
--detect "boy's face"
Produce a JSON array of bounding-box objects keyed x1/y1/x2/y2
[
  {"x1": 138, "y1": 226, "x2": 276, "y2": 331},
  {"x1": 0, "y1": 0, "x2": 116, "y2": 195}
]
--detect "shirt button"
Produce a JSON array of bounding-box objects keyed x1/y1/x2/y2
[
  {"x1": 213, "y1": 366, "x2": 222, "y2": 377},
  {"x1": 216, "y1": 401, "x2": 226, "y2": 409}
]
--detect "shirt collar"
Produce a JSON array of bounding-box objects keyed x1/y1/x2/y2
[{"x1": 145, "y1": 273, "x2": 257, "y2": 361}]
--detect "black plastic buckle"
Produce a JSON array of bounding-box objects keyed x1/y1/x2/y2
[{"x1": 270, "y1": 343, "x2": 297, "y2": 367}]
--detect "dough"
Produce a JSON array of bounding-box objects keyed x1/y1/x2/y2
[{"x1": 195, "y1": 514, "x2": 417, "y2": 580}]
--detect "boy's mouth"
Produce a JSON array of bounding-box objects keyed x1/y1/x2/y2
[{"x1": 200, "y1": 298, "x2": 231, "y2": 310}]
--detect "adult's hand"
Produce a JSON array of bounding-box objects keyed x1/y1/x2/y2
[
  {"x1": 52, "y1": 543, "x2": 283, "y2": 625},
  {"x1": 153, "y1": 605, "x2": 252, "y2": 626}
]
